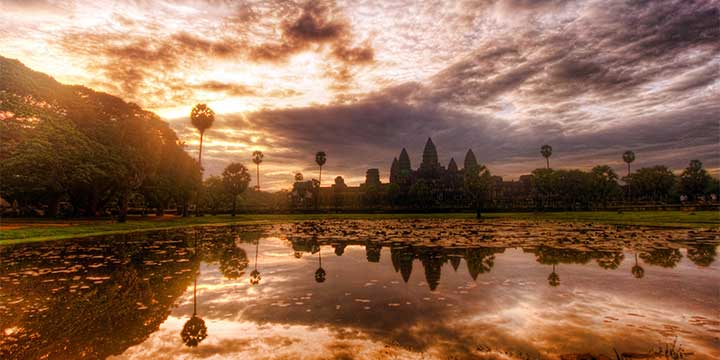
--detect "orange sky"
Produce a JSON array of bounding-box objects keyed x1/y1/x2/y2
[{"x1": 2, "y1": 0, "x2": 718, "y2": 190}]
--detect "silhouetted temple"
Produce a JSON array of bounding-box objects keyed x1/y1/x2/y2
[
  {"x1": 292, "y1": 137, "x2": 535, "y2": 210},
  {"x1": 387, "y1": 137, "x2": 479, "y2": 205}
]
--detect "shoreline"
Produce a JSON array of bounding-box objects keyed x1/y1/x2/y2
[{"x1": 1, "y1": 211, "x2": 718, "y2": 246}]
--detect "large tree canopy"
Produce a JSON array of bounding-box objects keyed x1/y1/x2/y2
[{"x1": 0, "y1": 56, "x2": 200, "y2": 217}]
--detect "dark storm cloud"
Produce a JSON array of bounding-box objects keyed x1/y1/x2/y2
[
  {"x1": 248, "y1": 0, "x2": 374, "y2": 66},
  {"x1": 418, "y1": 0, "x2": 720, "y2": 107}
]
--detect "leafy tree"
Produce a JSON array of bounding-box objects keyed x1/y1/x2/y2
[
  {"x1": 0, "y1": 118, "x2": 107, "y2": 216},
  {"x1": 679, "y1": 160, "x2": 711, "y2": 200},
  {"x1": 540, "y1": 144, "x2": 552, "y2": 169},
  {"x1": 202, "y1": 176, "x2": 231, "y2": 215},
  {"x1": 222, "y1": 163, "x2": 251, "y2": 216},
  {"x1": 554, "y1": 169, "x2": 593, "y2": 210},
  {"x1": 531, "y1": 168, "x2": 556, "y2": 209},
  {"x1": 591, "y1": 165, "x2": 621, "y2": 208},
  {"x1": 625, "y1": 166, "x2": 677, "y2": 202},
  {"x1": 1, "y1": 57, "x2": 200, "y2": 219},
  {"x1": 464, "y1": 164, "x2": 494, "y2": 218}
]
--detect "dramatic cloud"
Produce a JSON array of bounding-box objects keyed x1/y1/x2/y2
[{"x1": 1, "y1": 0, "x2": 718, "y2": 189}]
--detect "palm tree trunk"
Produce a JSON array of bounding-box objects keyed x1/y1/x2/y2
[
  {"x1": 195, "y1": 131, "x2": 205, "y2": 217},
  {"x1": 546, "y1": 157, "x2": 549, "y2": 169},
  {"x1": 231, "y1": 195, "x2": 237, "y2": 217},
  {"x1": 198, "y1": 131, "x2": 204, "y2": 168},
  {"x1": 256, "y1": 164, "x2": 260, "y2": 191}
]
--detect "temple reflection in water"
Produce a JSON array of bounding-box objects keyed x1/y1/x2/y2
[{"x1": 1, "y1": 220, "x2": 718, "y2": 359}]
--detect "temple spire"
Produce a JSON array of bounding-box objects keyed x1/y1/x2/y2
[
  {"x1": 398, "y1": 148, "x2": 411, "y2": 172},
  {"x1": 421, "y1": 137, "x2": 439, "y2": 169},
  {"x1": 448, "y1": 158, "x2": 458, "y2": 172},
  {"x1": 390, "y1": 157, "x2": 399, "y2": 183},
  {"x1": 464, "y1": 149, "x2": 478, "y2": 170}
]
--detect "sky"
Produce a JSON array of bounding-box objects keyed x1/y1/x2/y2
[{"x1": 1, "y1": 0, "x2": 718, "y2": 190}]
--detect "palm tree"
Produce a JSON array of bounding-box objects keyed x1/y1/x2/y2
[
  {"x1": 295, "y1": 173, "x2": 303, "y2": 182},
  {"x1": 190, "y1": 104, "x2": 215, "y2": 169},
  {"x1": 190, "y1": 104, "x2": 214, "y2": 217},
  {"x1": 315, "y1": 151, "x2": 327, "y2": 185},
  {"x1": 252, "y1": 151, "x2": 264, "y2": 191},
  {"x1": 541, "y1": 144, "x2": 553, "y2": 169},
  {"x1": 623, "y1": 151, "x2": 635, "y2": 177}
]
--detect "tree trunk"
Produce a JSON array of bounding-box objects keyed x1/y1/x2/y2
[
  {"x1": 476, "y1": 200, "x2": 482, "y2": 219},
  {"x1": 155, "y1": 206, "x2": 164, "y2": 217},
  {"x1": 117, "y1": 191, "x2": 129, "y2": 223},
  {"x1": 88, "y1": 190, "x2": 99, "y2": 217},
  {"x1": 46, "y1": 195, "x2": 59, "y2": 218},
  {"x1": 232, "y1": 195, "x2": 237, "y2": 217}
]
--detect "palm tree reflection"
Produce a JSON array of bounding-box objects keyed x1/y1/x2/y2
[
  {"x1": 250, "y1": 238, "x2": 261, "y2": 285},
  {"x1": 181, "y1": 272, "x2": 207, "y2": 347},
  {"x1": 631, "y1": 253, "x2": 645, "y2": 279},
  {"x1": 547, "y1": 264, "x2": 560, "y2": 287},
  {"x1": 315, "y1": 247, "x2": 326, "y2": 283}
]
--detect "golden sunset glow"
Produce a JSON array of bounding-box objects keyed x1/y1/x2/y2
[{"x1": 1, "y1": 0, "x2": 717, "y2": 190}]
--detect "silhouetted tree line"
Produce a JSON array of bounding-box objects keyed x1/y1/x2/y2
[{"x1": 530, "y1": 159, "x2": 719, "y2": 210}]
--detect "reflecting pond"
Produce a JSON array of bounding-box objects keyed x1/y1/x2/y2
[{"x1": 1, "y1": 219, "x2": 718, "y2": 359}]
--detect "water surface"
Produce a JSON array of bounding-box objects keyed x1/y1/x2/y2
[{"x1": 1, "y1": 220, "x2": 718, "y2": 359}]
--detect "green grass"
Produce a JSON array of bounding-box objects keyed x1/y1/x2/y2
[{"x1": 1, "y1": 211, "x2": 718, "y2": 245}]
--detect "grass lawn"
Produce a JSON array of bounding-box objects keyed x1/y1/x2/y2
[{"x1": 1, "y1": 211, "x2": 718, "y2": 245}]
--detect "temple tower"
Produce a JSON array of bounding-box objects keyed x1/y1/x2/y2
[
  {"x1": 398, "y1": 148, "x2": 411, "y2": 174},
  {"x1": 464, "y1": 149, "x2": 478, "y2": 170},
  {"x1": 420, "y1": 137, "x2": 439, "y2": 170},
  {"x1": 390, "y1": 157, "x2": 399, "y2": 184},
  {"x1": 447, "y1": 158, "x2": 458, "y2": 172}
]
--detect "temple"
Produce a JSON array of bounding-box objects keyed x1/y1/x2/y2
[{"x1": 291, "y1": 137, "x2": 534, "y2": 210}]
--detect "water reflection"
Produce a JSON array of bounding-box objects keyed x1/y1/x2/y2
[
  {"x1": 1, "y1": 220, "x2": 718, "y2": 359},
  {"x1": 249, "y1": 238, "x2": 261, "y2": 286}
]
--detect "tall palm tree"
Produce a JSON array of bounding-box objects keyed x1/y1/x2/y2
[
  {"x1": 190, "y1": 104, "x2": 214, "y2": 217},
  {"x1": 295, "y1": 173, "x2": 304, "y2": 182},
  {"x1": 622, "y1": 150, "x2": 635, "y2": 177},
  {"x1": 252, "y1": 151, "x2": 264, "y2": 191},
  {"x1": 541, "y1": 144, "x2": 553, "y2": 169},
  {"x1": 190, "y1": 104, "x2": 215, "y2": 169},
  {"x1": 315, "y1": 151, "x2": 327, "y2": 185}
]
